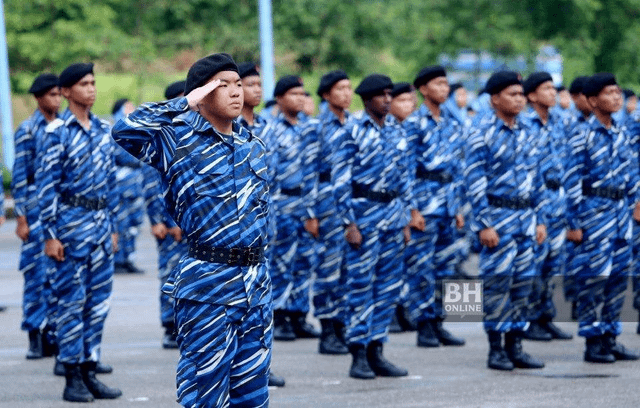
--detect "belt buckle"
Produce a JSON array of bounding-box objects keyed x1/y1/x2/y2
[{"x1": 246, "y1": 249, "x2": 259, "y2": 265}]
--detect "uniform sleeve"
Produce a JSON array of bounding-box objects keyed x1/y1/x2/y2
[
  {"x1": 330, "y1": 125, "x2": 357, "y2": 225},
  {"x1": 402, "y1": 117, "x2": 419, "y2": 210},
  {"x1": 37, "y1": 120, "x2": 66, "y2": 241},
  {"x1": 464, "y1": 128, "x2": 492, "y2": 233},
  {"x1": 10, "y1": 122, "x2": 30, "y2": 218},
  {"x1": 396, "y1": 125, "x2": 414, "y2": 217},
  {"x1": 141, "y1": 164, "x2": 167, "y2": 226},
  {"x1": 449, "y1": 121, "x2": 465, "y2": 217},
  {"x1": 532, "y1": 133, "x2": 549, "y2": 227},
  {"x1": 565, "y1": 126, "x2": 588, "y2": 230},
  {"x1": 301, "y1": 121, "x2": 320, "y2": 220},
  {"x1": 105, "y1": 133, "x2": 120, "y2": 230},
  {"x1": 111, "y1": 97, "x2": 189, "y2": 173}
]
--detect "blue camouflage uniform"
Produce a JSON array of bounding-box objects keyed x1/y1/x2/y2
[
  {"x1": 262, "y1": 112, "x2": 318, "y2": 313},
  {"x1": 11, "y1": 110, "x2": 56, "y2": 334},
  {"x1": 112, "y1": 97, "x2": 272, "y2": 408},
  {"x1": 142, "y1": 164, "x2": 187, "y2": 330},
  {"x1": 565, "y1": 115, "x2": 639, "y2": 338},
  {"x1": 403, "y1": 104, "x2": 465, "y2": 326},
  {"x1": 465, "y1": 113, "x2": 546, "y2": 333},
  {"x1": 331, "y1": 112, "x2": 411, "y2": 346},
  {"x1": 37, "y1": 108, "x2": 118, "y2": 365},
  {"x1": 523, "y1": 110, "x2": 568, "y2": 322}
]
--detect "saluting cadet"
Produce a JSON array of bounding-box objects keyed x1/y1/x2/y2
[
  {"x1": 38, "y1": 63, "x2": 122, "y2": 402},
  {"x1": 331, "y1": 74, "x2": 413, "y2": 379},
  {"x1": 521, "y1": 72, "x2": 573, "y2": 342},
  {"x1": 313, "y1": 70, "x2": 353, "y2": 355},
  {"x1": 11, "y1": 74, "x2": 60, "y2": 360},
  {"x1": 113, "y1": 53, "x2": 273, "y2": 408},
  {"x1": 403, "y1": 66, "x2": 466, "y2": 349},
  {"x1": 465, "y1": 71, "x2": 547, "y2": 371},
  {"x1": 264, "y1": 75, "x2": 320, "y2": 341},
  {"x1": 565, "y1": 73, "x2": 640, "y2": 363},
  {"x1": 112, "y1": 98, "x2": 146, "y2": 275},
  {"x1": 236, "y1": 62, "x2": 286, "y2": 388}
]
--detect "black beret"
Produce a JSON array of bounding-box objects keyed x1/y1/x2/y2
[
  {"x1": 569, "y1": 76, "x2": 590, "y2": 95},
  {"x1": 111, "y1": 98, "x2": 129, "y2": 115},
  {"x1": 485, "y1": 71, "x2": 522, "y2": 95},
  {"x1": 238, "y1": 62, "x2": 260, "y2": 79},
  {"x1": 583, "y1": 73, "x2": 617, "y2": 97},
  {"x1": 623, "y1": 89, "x2": 636, "y2": 99},
  {"x1": 448, "y1": 83, "x2": 463, "y2": 97},
  {"x1": 59, "y1": 63, "x2": 94, "y2": 88},
  {"x1": 184, "y1": 53, "x2": 238, "y2": 95},
  {"x1": 164, "y1": 80, "x2": 186, "y2": 99},
  {"x1": 556, "y1": 85, "x2": 566, "y2": 92},
  {"x1": 317, "y1": 70, "x2": 349, "y2": 97},
  {"x1": 523, "y1": 72, "x2": 553, "y2": 95},
  {"x1": 274, "y1": 75, "x2": 304, "y2": 97},
  {"x1": 265, "y1": 99, "x2": 277, "y2": 108},
  {"x1": 413, "y1": 65, "x2": 446, "y2": 88},
  {"x1": 391, "y1": 82, "x2": 413, "y2": 98},
  {"x1": 29, "y1": 73, "x2": 58, "y2": 96},
  {"x1": 355, "y1": 74, "x2": 393, "y2": 99}
]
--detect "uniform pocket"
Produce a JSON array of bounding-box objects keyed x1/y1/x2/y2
[{"x1": 192, "y1": 154, "x2": 232, "y2": 198}]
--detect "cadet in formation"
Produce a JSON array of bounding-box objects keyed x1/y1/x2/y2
[
  {"x1": 12, "y1": 73, "x2": 60, "y2": 360},
  {"x1": 38, "y1": 62, "x2": 122, "y2": 402},
  {"x1": 113, "y1": 53, "x2": 272, "y2": 408}
]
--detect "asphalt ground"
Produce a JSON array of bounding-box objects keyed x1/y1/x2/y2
[{"x1": 1, "y1": 218, "x2": 640, "y2": 407}]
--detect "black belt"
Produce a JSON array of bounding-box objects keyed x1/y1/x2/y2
[
  {"x1": 61, "y1": 193, "x2": 107, "y2": 211},
  {"x1": 188, "y1": 243, "x2": 265, "y2": 266},
  {"x1": 416, "y1": 167, "x2": 453, "y2": 184},
  {"x1": 545, "y1": 179, "x2": 561, "y2": 190},
  {"x1": 352, "y1": 182, "x2": 398, "y2": 203},
  {"x1": 280, "y1": 187, "x2": 302, "y2": 196},
  {"x1": 582, "y1": 181, "x2": 624, "y2": 200},
  {"x1": 27, "y1": 174, "x2": 35, "y2": 185},
  {"x1": 487, "y1": 194, "x2": 532, "y2": 210},
  {"x1": 319, "y1": 171, "x2": 331, "y2": 183}
]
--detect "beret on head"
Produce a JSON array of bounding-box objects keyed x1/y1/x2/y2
[
  {"x1": 29, "y1": 73, "x2": 58, "y2": 96},
  {"x1": 265, "y1": 99, "x2": 277, "y2": 108},
  {"x1": 184, "y1": 53, "x2": 238, "y2": 95},
  {"x1": 413, "y1": 65, "x2": 446, "y2": 88},
  {"x1": 485, "y1": 71, "x2": 522, "y2": 95},
  {"x1": 556, "y1": 85, "x2": 566, "y2": 92},
  {"x1": 59, "y1": 63, "x2": 94, "y2": 88},
  {"x1": 391, "y1": 82, "x2": 413, "y2": 98},
  {"x1": 111, "y1": 98, "x2": 129, "y2": 115},
  {"x1": 569, "y1": 76, "x2": 590, "y2": 95},
  {"x1": 164, "y1": 80, "x2": 186, "y2": 99},
  {"x1": 274, "y1": 75, "x2": 304, "y2": 97},
  {"x1": 238, "y1": 62, "x2": 260, "y2": 79},
  {"x1": 317, "y1": 70, "x2": 349, "y2": 97},
  {"x1": 583, "y1": 73, "x2": 617, "y2": 97},
  {"x1": 355, "y1": 74, "x2": 393, "y2": 99},
  {"x1": 523, "y1": 72, "x2": 553, "y2": 95},
  {"x1": 623, "y1": 89, "x2": 636, "y2": 99}
]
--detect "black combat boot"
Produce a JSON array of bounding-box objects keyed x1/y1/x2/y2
[
  {"x1": 290, "y1": 312, "x2": 320, "y2": 339},
  {"x1": 396, "y1": 305, "x2": 417, "y2": 332},
  {"x1": 389, "y1": 310, "x2": 403, "y2": 333},
  {"x1": 348, "y1": 343, "x2": 375, "y2": 379},
  {"x1": 81, "y1": 362, "x2": 122, "y2": 399},
  {"x1": 571, "y1": 301, "x2": 578, "y2": 321},
  {"x1": 434, "y1": 318, "x2": 465, "y2": 346},
  {"x1": 637, "y1": 313, "x2": 640, "y2": 336},
  {"x1": 162, "y1": 324, "x2": 179, "y2": 349},
  {"x1": 42, "y1": 325, "x2": 58, "y2": 357},
  {"x1": 505, "y1": 332, "x2": 545, "y2": 369},
  {"x1": 522, "y1": 320, "x2": 553, "y2": 341},
  {"x1": 602, "y1": 333, "x2": 640, "y2": 361},
  {"x1": 487, "y1": 331, "x2": 513, "y2": 371},
  {"x1": 539, "y1": 317, "x2": 573, "y2": 340},
  {"x1": 416, "y1": 319, "x2": 439, "y2": 348},
  {"x1": 318, "y1": 319, "x2": 349, "y2": 355},
  {"x1": 584, "y1": 335, "x2": 615, "y2": 363},
  {"x1": 366, "y1": 341, "x2": 408, "y2": 377},
  {"x1": 54, "y1": 359, "x2": 66, "y2": 376},
  {"x1": 26, "y1": 330, "x2": 43, "y2": 359},
  {"x1": 268, "y1": 371, "x2": 286, "y2": 387},
  {"x1": 96, "y1": 361, "x2": 113, "y2": 374},
  {"x1": 273, "y1": 310, "x2": 295, "y2": 341},
  {"x1": 62, "y1": 363, "x2": 94, "y2": 403}
]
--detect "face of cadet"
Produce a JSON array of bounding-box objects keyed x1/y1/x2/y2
[
  {"x1": 493, "y1": 84, "x2": 526, "y2": 117},
  {"x1": 530, "y1": 80, "x2": 557, "y2": 109},
  {"x1": 455, "y1": 87, "x2": 468, "y2": 108},
  {"x1": 303, "y1": 94, "x2": 315, "y2": 116},
  {"x1": 558, "y1": 89, "x2": 571, "y2": 109},
  {"x1": 37, "y1": 86, "x2": 62, "y2": 113},
  {"x1": 627, "y1": 96, "x2": 637, "y2": 114},
  {"x1": 390, "y1": 92, "x2": 415, "y2": 122},
  {"x1": 572, "y1": 93, "x2": 591, "y2": 114},
  {"x1": 591, "y1": 85, "x2": 623, "y2": 114},
  {"x1": 278, "y1": 86, "x2": 306, "y2": 116},
  {"x1": 367, "y1": 89, "x2": 392, "y2": 118},
  {"x1": 424, "y1": 77, "x2": 450, "y2": 105},
  {"x1": 63, "y1": 73, "x2": 96, "y2": 107},
  {"x1": 324, "y1": 79, "x2": 353, "y2": 111},
  {"x1": 202, "y1": 71, "x2": 244, "y2": 120},
  {"x1": 242, "y1": 75, "x2": 262, "y2": 109}
]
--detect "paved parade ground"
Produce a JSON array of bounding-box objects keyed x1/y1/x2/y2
[{"x1": 1, "y1": 218, "x2": 640, "y2": 407}]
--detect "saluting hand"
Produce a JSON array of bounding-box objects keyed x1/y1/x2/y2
[
  {"x1": 479, "y1": 227, "x2": 499, "y2": 248},
  {"x1": 151, "y1": 223, "x2": 168, "y2": 240},
  {"x1": 16, "y1": 216, "x2": 29, "y2": 242},
  {"x1": 409, "y1": 209, "x2": 425, "y2": 231},
  {"x1": 186, "y1": 79, "x2": 221, "y2": 112},
  {"x1": 304, "y1": 218, "x2": 320, "y2": 239},
  {"x1": 45, "y1": 239, "x2": 65, "y2": 262},
  {"x1": 345, "y1": 223, "x2": 363, "y2": 249},
  {"x1": 168, "y1": 226, "x2": 183, "y2": 242},
  {"x1": 536, "y1": 224, "x2": 547, "y2": 245}
]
